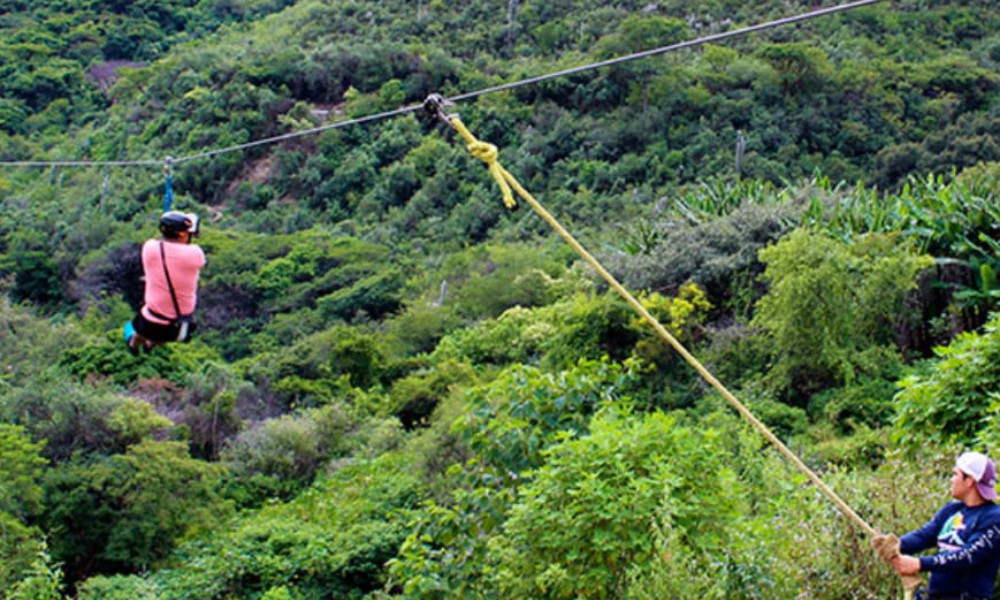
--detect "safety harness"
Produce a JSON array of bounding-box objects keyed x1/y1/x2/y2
[{"x1": 145, "y1": 241, "x2": 195, "y2": 342}]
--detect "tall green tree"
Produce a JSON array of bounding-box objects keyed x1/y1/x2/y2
[
  {"x1": 43, "y1": 440, "x2": 230, "y2": 582},
  {"x1": 751, "y1": 229, "x2": 932, "y2": 401},
  {"x1": 0, "y1": 424, "x2": 47, "y2": 519}
]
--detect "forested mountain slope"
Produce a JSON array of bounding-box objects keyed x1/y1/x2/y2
[{"x1": 1, "y1": 0, "x2": 1000, "y2": 598}]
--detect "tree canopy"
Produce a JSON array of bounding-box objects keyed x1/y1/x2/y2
[{"x1": 2, "y1": 0, "x2": 1000, "y2": 597}]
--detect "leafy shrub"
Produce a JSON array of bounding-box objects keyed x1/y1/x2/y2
[
  {"x1": 431, "y1": 284, "x2": 709, "y2": 394},
  {"x1": 4, "y1": 544, "x2": 63, "y2": 600},
  {"x1": 77, "y1": 294, "x2": 139, "y2": 339},
  {"x1": 700, "y1": 321, "x2": 770, "y2": 391},
  {"x1": 71, "y1": 242, "x2": 145, "y2": 315},
  {"x1": 382, "y1": 302, "x2": 460, "y2": 356},
  {"x1": 388, "y1": 359, "x2": 641, "y2": 596},
  {"x1": 431, "y1": 305, "x2": 545, "y2": 366},
  {"x1": 539, "y1": 292, "x2": 643, "y2": 368},
  {"x1": 893, "y1": 313, "x2": 1000, "y2": 450},
  {"x1": 0, "y1": 513, "x2": 47, "y2": 597},
  {"x1": 540, "y1": 284, "x2": 712, "y2": 372},
  {"x1": 171, "y1": 364, "x2": 250, "y2": 459},
  {"x1": 269, "y1": 236, "x2": 395, "y2": 307},
  {"x1": 0, "y1": 294, "x2": 86, "y2": 386},
  {"x1": 60, "y1": 331, "x2": 224, "y2": 387},
  {"x1": 627, "y1": 282, "x2": 712, "y2": 368},
  {"x1": 148, "y1": 452, "x2": 421, "y2": 600},
  {"x1": 606, "y1": 197, "x2": 802, "y2": 305},
  {"x1": 382, "y1": 361, "x2": 477, "y2": 429},
  {"x1": 742, "y1": 394, "x2": 809, "y2": 440},
  {"x1": 244, "y1": 325, "x2": 388, "y2": 400},
  {"x1": 456, "y1": 358, "x2": 640, "y2": 476},
  {"x1": 0, "y1": 245, "x2": 66, "y2": 309},
  {"x1": 615, "y1": 415, "x2": 946, "y2": 600},
  {"x1": 261, "y1": 586, "x2": 297, "y2": 600},
  {"x1": 806, "y1": 424, "x2": 892, "y2": 469},
  {"x1": 222, "y1": 415, "x2": 325, "y2": 498},
  {"x1": 0, "y1": 424, "x2": 47, "y2": 523},
  {"x1": 254, "y1": 242, "x2": 323, "y2": 301},
  {"x1": 78, "y1": 574, "x2": 160, "y2": 600},
  {"x1": 389, "y1": 482, "x2": 515, "y2": 600},
  {"x1": 42, "y1": 440, "x2": 230, "y2": 583},
  {"x1": 745, "y1": 452, "x2": 947, "y2": 600},
  {"x1": 1, "y1": 373, "x2": 172, "y2": 461},
  {"x1": 438, "y1": 243, "x2": 570, "y2": 321},
  {"x1": 317, "y1": 267, "x2": 405, "y2": 322},
  {"x1": 874, "y1": 113, "x2": 1000, "y2": 188},
  {"x1": 487, "y1": 409, "x2": 751, "y2": 599},
  {"x1": 808, "y1": 345, "x2": 903, "y2": 433},
  {"x1": 752, "y1": 229, "x2": 932, "y2": 402},
  {"x1": 221, "y1": 402, "x2": 357, "y2": 503}
]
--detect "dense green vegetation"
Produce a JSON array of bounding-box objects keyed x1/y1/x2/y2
[{"x1": 2, "y1": 0, "x2": 1000, "y2": 597}]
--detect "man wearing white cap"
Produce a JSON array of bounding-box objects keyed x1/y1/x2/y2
[{"x1": 877, "y1": 452, "x2": 1000, "y2": 600}]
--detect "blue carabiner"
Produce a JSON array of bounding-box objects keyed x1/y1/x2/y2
[{"x1": 163, "y1": 156, "x2": 174, "y2": 213}]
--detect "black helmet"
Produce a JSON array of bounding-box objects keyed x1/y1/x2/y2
[{"x1": 159, "y1": 211, "x2": 200, "y2": 238}]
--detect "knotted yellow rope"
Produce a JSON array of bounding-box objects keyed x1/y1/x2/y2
[
  {"x1": 447, "y1": 114, "x2": 917, "y2": 600},
  {"x1": 465, "y1": 139, "x2": 516, "y2": 210}
]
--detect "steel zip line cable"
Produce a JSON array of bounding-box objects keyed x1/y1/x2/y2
[
  {"x1": 448, "y1": 0, "x2": 886, "y2": 103},
  {"x1": 0, "y1": 0, "x2": 886, "y2": 169}
]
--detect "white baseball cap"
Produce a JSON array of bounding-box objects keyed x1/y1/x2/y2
[{"x1": 957, "y1": 452, "x2": 998, "y2": 501}]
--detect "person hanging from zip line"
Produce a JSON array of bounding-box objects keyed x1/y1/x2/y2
[
  {"x1": 122, "y1": 211, "x2": 206, "y2": 355},
  {"x1": 873, "y1": 451, "x2": 1000, "y2": 600}
]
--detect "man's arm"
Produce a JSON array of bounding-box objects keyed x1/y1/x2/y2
[
  {"x1": 899, "y1": 506, "x2": 950, "y2": 554},
  {"x1": 918, "y1": 524, "x2": 1000, "y2": 573}
]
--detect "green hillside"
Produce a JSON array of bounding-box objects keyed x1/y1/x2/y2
[{"x1": 2, "y1": 0, "x2": 1000, "y2": 597}]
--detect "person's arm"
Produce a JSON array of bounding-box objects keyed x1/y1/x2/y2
[
  {"x1": 899, "y1": 506, "x2": 951, "y2": 554},
  {"x1": 918, "y1": 523, "x2": 1000, "y2": 573},
  {"x1": 140, "y1": 239, "x2": 154, "y2": 273}
]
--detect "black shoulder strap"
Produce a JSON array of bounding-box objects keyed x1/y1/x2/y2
[{"x1": 159, "y1": 241, "x2": 186, "y2": 320}]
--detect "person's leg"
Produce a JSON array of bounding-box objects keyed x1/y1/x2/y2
[
  {"x1": 129, "y1": 314, "x2": 171, "y2": 353},
  {"x1": 123, "y1": 319, "x2": 141, "y2": 356},
  {"x1": 134, "y1": 331, "x2": 157, "y2": 351}
]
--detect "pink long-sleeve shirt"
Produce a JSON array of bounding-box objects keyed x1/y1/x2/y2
[{"x1": 140, "y1": 239, "x2": 206, "y2": 325}]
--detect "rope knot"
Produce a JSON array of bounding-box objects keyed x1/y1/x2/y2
[
  {"x1": 468, "y1": 141, "x2": 498, "y2": 165},
  {"x1": 467, "y1": 139, "x2": 515, "y2": 209}
]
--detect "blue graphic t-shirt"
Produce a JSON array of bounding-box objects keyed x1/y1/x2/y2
[{"x1": 900, "y1": 501, "x2": 1000, "y2": 598}]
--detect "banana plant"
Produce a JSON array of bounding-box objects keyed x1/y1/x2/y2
[{"x1": 937, "y1": 254, "x2": 1000, "y2": 318}]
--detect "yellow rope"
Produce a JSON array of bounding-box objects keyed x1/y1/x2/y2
[{"x1": 447, "y1": 116, "x2": 918, "y2": 599}]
